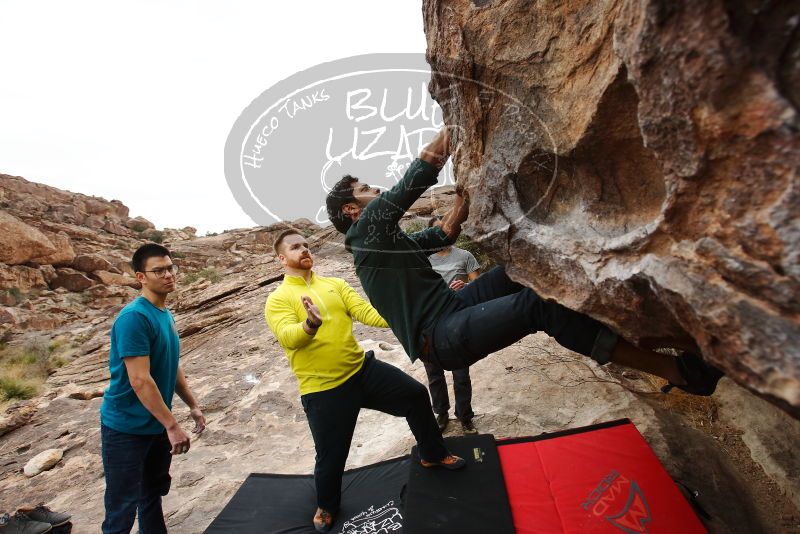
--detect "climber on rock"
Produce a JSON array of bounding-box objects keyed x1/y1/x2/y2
[
  {"x1": 325, "y1": 127, "x2": 724, "y2": 397},
  {"x1": 264, "y1": 229, "x2": 465, "y2": 534}
]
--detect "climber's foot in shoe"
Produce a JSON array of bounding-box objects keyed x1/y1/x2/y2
[
  {"x1": 662, "y1": 352, "x2": 724, "y2": 396},
  {"x1": 420, "y1": 454, "x2": 466, "y2": 470}
]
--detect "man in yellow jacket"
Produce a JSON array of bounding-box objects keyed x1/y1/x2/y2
[{"x1": 265, "y1": 229, "x2": 464, "y2": 533}]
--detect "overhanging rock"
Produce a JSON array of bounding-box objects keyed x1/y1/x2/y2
[{"x1": 424, "y1": 0, "x2": 800, "y2": 415}]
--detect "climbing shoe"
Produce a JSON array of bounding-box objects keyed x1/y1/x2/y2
[
  {"x1": 420, "y1": 454, "x2": 466, "y2": 470},
  {"x1": 313, "y1": 508, "x2": 334, "y2": 533},
  {"x1": 461, "y1": 418, "x2": 477, "y2": 434},
  {"x1": 661, "y1": 352, "x2": 724, "y2": 396}
]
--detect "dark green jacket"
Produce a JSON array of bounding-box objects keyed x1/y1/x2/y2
[{"x1": 345, "y1": 159, "x2": 456, "y2": 361}]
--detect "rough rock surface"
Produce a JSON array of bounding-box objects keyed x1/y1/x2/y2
[
  {"x1": 31, "y1": 232, "x2": 75, "y2": 267},
  {"x1": 0, "y1": 211, "x2": 56, "y2": 265},
  {"x1": 50, "y1": 269, "x2": 95, "y2": 293},
  {"x1": 1, "y1": 175, "x2": 798, "y2": 530},
  {"x1": 424, "y1": 0, "x2": 800, "y2": 415},
  {"x1": 0, "y1": 174, "x2": 206, "y2": 341},
  {"x1": 72, "y1": 254, "x2": 117, "y2": 274}
]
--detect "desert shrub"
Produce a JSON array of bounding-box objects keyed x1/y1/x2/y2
[
  {"x1": 0, "y1": 376, "x2": 37, "y2": 401},
  {"x1": 182, "y1": 268, "x2": 222, "y2": 285},
  {"x1": 148, "y1": 231, "x2": 164, "y2": 244},
  {"x1": 401, "y1": 219, "x2": 496, "y2": 271}
]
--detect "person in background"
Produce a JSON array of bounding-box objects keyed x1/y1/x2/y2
[
  {"x1": 425, "y1": 215, "x2": 480, "y2": 434},
  {"x1": 99, "y1": 243, "x2": 206, "y2": 534}
]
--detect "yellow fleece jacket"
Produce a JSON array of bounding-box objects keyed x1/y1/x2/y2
[{"x1": 265, "y1": 272, "x2": 388, "y2": 395}]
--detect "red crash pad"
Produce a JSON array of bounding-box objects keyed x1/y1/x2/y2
[{"x1": 497, "y1": 420, "x2": 706, "y2": 534}]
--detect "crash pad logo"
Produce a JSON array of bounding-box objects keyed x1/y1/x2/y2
[
  {"x1": 581, "y1": 470, "x2": 653, "y2": 534},
  {"x1": 223, "y1": 53, "x2": 556, "y2": 247},
  {"x1": 340, "y1": 500, "x2": 402, "y2": 534}
]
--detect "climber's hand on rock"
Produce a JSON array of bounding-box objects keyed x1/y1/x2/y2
[{"x1": 420, "y1": 127, "x2": 451, "y2": 169}]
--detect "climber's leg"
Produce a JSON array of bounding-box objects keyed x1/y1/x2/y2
[{"x1": 608, "y1": 338, "x2": 684, "y2": 384}]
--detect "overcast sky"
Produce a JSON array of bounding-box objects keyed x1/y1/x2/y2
[{"x1": 0, "y1": 1, "x2": 427, "y2": 234}]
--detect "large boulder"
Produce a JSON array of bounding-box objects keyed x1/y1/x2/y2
[
  {"x1": 72, "y1": 254, "x2": 117, "y2": 274},
  {"x1": 424, "y1": 0, "x2": 800, "y2": 415},
  {"x1": 51, "y1": 268, "x2": 95, "y2": 292},
  {"x1": 0, "y1": 211, "x2": 56, "y2": 265},
  {"x1": 92, "y1": 270, "x2": 141, "y2": 289},
  {"x1": 0, "y1": 307, "x2": 21, "y2": 326},
  {"x1": 30, "y1": 231, "x2": 75, "y2": 266},
  {"x1": 125, "y1": 216, "x2": 155, "y2": 232}
]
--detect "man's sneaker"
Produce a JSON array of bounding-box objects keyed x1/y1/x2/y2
[
  {"x1": 461, "y1": 419, "x2": 477, "y2": 434},
  {"x1": 420, "y1": 454, "x2": 467, "y2": 470},
  {"x1": 313, "y1": 508, "x2": 334, "y2": 533},
  {"x1": 0, "y1": 512, "x2": 53, "y2": 534},
  {"x1": 661, "y1": 352, "x2": 725, "y2": 396},
  {"x1": 17, "y1": 505, "x2": 70, "y2": 528},
  {"x1": 435, "y1": 412, "x2": 449, "y2": 432}
]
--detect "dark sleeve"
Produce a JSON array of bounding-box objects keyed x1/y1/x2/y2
[
  {"x1": 359, "y1": 158, "x2": 440, "y2": 230},
  {"x1": 406, "y1": 226, "x2": 453, "y2": 253}
]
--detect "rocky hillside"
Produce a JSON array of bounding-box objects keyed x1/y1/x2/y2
[
  {"x1": 0, "y1": 175, "x2": 798, "y2": 532},
  {"x1": 0, "y1": 173, "x2": 199, "y2": 337},
  {"x1": 424, "y1": 0, "x2": 800, "y2": 417}
]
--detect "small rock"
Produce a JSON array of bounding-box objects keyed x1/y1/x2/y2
[
  {"x1": 68, "y1": 389, "x2": 104, "y2": 401},
  {"x1": 0, "y1": 404, "x2": 37, "y2": 437},
  {"x1": 23, "y1": 448, "x2": 64, "y2": 477}
]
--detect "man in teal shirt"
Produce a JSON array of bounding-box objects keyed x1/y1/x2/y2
[{"x1": 100, "y1": 243, "x2": 206, "y2": 534}]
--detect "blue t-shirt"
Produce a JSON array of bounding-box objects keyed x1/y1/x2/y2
[{"x1": 100, "y1": 296, "x2": 180, "y2": 435}]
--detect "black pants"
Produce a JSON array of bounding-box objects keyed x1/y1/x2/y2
[
  {"x1": 101, "y1": 424, "x2": 172, "y2": 534},
  {"x1": 426, "y1": 266, "x2": 618, "y2": 371},
  {"x1": 301, "y1": 351, "x2": 447, "y2": 512},
  {"x1": 423, "y1": 360, "x2": 473, "y2": 422}
]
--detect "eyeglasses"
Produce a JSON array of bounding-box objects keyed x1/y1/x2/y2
[{"x1": 143, "y1": 265, "x2": 179, "y2": 278}]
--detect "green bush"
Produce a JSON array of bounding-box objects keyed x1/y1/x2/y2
[
  {"x1": 4, "y1": 287, "x2": 24, "y2": 305},
  {"x1": 455, "y1": 234, "x2": 496, "y2": 272},
  {"x1": 48, "y1": 339, "x2": 66, "y2": 354},
  {"x1": 131, "y1": 222, "x2": 148, "y2": 233},
  {"x1": 8, "y1": 342, "x2": 50, "y2": 374},
  {"x1": 148, "y1": 230, "x2": 164, "y2": 244},
  {"x1": 0, "y1": 377, "x2": 36, "y2": 401},
  {"x1": 401, "y1": 218, "x2": 495, "y2": 271},
  {"x1": 182, "y1": 268, "x2": 222, "y2": 285},
  {"x1": 50, "y1": 356, "x2": 68, "y2": 369}
]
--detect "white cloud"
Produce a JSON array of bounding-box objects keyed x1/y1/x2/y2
[{"x1": 0, "y1": 0, "x2": 426, "y2": 233}]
